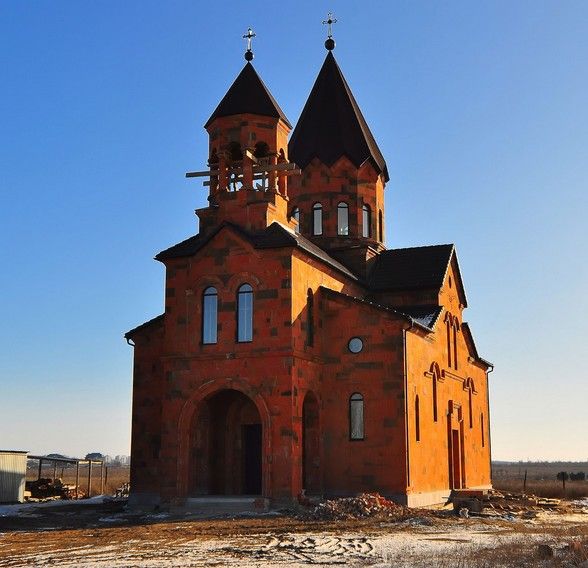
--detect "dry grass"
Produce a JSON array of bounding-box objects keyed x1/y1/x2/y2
[
  {"x1": 492, "y1": 461, "x2": 588, "y2": 499},
  {"x1": 26, "y1": 465, "x2": 130, "y2": 497}
]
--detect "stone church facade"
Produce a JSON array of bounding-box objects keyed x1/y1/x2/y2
[{"x1": 125, "y1": 41, "x2": 493, "y2": 509}]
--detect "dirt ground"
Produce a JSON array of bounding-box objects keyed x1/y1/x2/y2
[{"x1": 1, "y1": 499, "x2": 587, "y2": 567}]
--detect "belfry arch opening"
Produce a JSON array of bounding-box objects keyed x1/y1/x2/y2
[{"x1": 190, "y1": 389, "x2": 262, "y2": 496}]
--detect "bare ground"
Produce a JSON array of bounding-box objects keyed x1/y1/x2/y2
[{"x1": 1, "y1": 500, "x2": 587, "y2": 567}]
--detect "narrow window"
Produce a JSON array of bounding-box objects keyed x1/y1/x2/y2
[
  {"x1": 453, "y1": 324, "x2": 458, "y2": 370},
  {"x1": 306, "y1": 288, "x2": 314, "y2": 347},
  {"x1": 237, "y1": 283, "x2": 253, "y2": 342},
  {"x1": 312, "y1": 203, "x2": 323, "y2": 235},
  {"x1": 446, "y1": 319, "x2": 452, "y2": 368},
  {"x1": 337, "y1": 202, "x2": 349, "y2": 236},
  {"x1": 202, "y1": 286, "x2": 218, "y2": 344},
  {"x1": 468, "y1": 385, "x2": 473, "y2": 429},
  {"x1": 362, "y1": 204, "x2": 371, "y2": 238},
  {"x1": 481, "y1": 413, "x2": 485, "y2": 447},
  {"x1": 432, "y1": 374, "x2": 438, "y2": 422},
  {"x1": 291, "y1": 207, "x2": 300, "y2": 234},
  {"x1": 415, "y1": 395, "x2": 421, "y2": 442},
  {"x1": 349, "y1": 393, "x2": 364, "y2": 440},
  {"x1": 378, "y1": 210, "x2": 383, "y2": 241}
]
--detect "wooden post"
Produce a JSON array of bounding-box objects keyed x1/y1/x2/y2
[
  {"x1": 75, "y1": 461, "x2": 80, "y2": 499},
  {"x1": 61, "y1": 467, "x2": 64, "y2": 479},
  {"x1": 100, "y1": 462, "x2": 104, "y2": 495},
  {"x1": 53, "y1": 461, "x2": 57, "y2": 481},
  {"x1": 87, "y1": 461, "x2": 92, "y2": 498},
  {"x1": 38, "y1": 459, "x2": 43, "y2": 481}
]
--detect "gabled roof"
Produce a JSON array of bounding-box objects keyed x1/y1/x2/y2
[
  {"x1": 461, "y1": 322, "x2": 493, "y2": 369},
  {"x1": 288, "y1": 52, "x2": 388, "y2": 181},
  {"x1": 155, "y1": 222, "x2": 357, "y2": 280},
  {"x1": 204, "y1": 62, "x2": 291, "y2": 128},
  {"x1": 124, "y1": 313, "x2": 164, "y2": 340},
  {"x1": 368, "y1": 243, "x2": 456, "y2": 292}
]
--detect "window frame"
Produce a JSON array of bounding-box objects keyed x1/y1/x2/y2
[
  {"x1": 349, "y1": 393, "x2": 365, "y2": 441},
  {"x1": 291, "y1": 207, "x2": 300, "y2": 234},
  {"x1": 362, "y1": 204, "x2": 371, "y2": 238},
  {"x1": 312, "y1": 202, "x2": 323, "y2": 236},
  {"x1": 201, "y1": 286, "x2": 218, "y2": 345},
  {"x1": 337, "y1": 201, "x2": 349, "y2": 236},
  {"x1": 236, "y1": 283, "x2": 253, "y2": 343}
]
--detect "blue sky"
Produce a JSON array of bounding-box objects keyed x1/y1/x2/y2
[{"x1": 1, "y1": 1, "x2": 586, "y2": 460}]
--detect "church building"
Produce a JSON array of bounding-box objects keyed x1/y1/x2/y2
[{"x1": 125, "y1": 27, "x2": 493, "y2": 509}]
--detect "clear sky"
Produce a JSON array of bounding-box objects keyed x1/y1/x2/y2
[{"x1": 1, "y1": 1, "x2": 586, "y2": 461}]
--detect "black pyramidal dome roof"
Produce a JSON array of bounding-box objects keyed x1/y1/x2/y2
[
  {"x1": 204, "y1": 62, "x2": 291, "y2": 128},
  {"x1": 289, "y1": 52, "x2": 388, "y2": 181}
]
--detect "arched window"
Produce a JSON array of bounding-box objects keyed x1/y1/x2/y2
[
  {"x1": 453, "y1": 322, "x2": 459, "y2": 370},
  {"x1": 306, "y1": 288, "x2": 314, "y2": 347},
  {"x1": 432, "y1": 372, "x2": 438, "y2": 422},
  {"x1": 467, "y1": 380, "x2": 473, "y2": 429},
  {"x1": 202, "y1": 286, "x2": 218, "y2": 344},
  {"x1": 378, "y1": 210, "x2": 383, "y2": 241},
  {"x1": 291, "y1": 207, "x2": 300, "y2": 234},
  {"x1": 362, "y1": 204, "x2": 371, "y2": 238},
  {"x1": 254, "y1": 141, "x2": 270, "y2": 158},
  {"x1": 349, "y1": 393, "x2": 364, "y2": 440},
  {"x1": 312, "y1": 203, "x2": 323, "y2": 235},
  {"x1": 237, "y1": 283, "x2": 253, "y2": 342},
  {"x1": 337, "y1": 202, "x2": 349, "y2": 236},
  {"x1": 446, "y1": 316, "x2": 453, "y2": 368},
  {"x1": 415, "y1": 395, "x2": 421, "y2": 441},
  {"x1": 481, "y1": 413, "x2": 485, "y2": 447}
]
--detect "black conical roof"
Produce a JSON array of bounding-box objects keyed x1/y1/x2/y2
[
  {"x1": 289, "y1": 52, "x2": 388, "y2": 181},
  {"x1": 204, "y1": 62, "x2": 291, "y2": 128}
]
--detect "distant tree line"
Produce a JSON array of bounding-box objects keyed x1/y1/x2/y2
[{"x1": 556, "y1": 471, "x2": 586, "y2": 481}]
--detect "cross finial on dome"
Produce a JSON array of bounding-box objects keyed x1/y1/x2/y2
[
  {"x1": 322, "y1": 12, "x2": 337, "y2": 50},
  {"x1": 243, "y1": 27, "x2": 256, "y2": 61}
]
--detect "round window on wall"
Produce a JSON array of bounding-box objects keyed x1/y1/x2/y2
[{"x1": 348, "y1": 337, "x2": 364, "y2": 353}]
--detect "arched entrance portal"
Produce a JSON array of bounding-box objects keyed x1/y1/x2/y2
[
  {"x1": 302, "y1": 391, "x2": 321, "y2": 494},
  {"x1": 191, "y1": 390, "x2": 262, "y2": 496}
]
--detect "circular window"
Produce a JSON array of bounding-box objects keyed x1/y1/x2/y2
[{"x1": 348, "y1": 337, "x2": 364, "y2": 353}]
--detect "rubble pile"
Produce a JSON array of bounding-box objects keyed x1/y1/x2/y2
[{"x1": 303, "y1": 493, "x2": 409, "y2": 521}]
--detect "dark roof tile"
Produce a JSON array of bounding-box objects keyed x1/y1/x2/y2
[
  {"x1": 288, "y1": 52, "x2": 388, "y2": 180},
  {"x1": 368, "y1": 244, "x2": 454, "y2": 291},
  {"x1": 204, "y1": 63, "x2": 291, "y2": 128}
]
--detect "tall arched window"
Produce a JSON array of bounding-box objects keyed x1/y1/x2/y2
[
  {"x1": 446, "y1": 316, "x2": 453, "y2": 368},
  {"x1": 312, "y1": 203, "x2": 323, "y2": 235},
  {"x1": 415, "y1": 395, "x2": 421, "y2": 441},
  {"x1": 306, "y1": 288, "x2": 314, "y2": 347},
  {"x1": 291, "y1": 207, "x2": 300, "y2": 234},
  {"x1": 237, "y1": 283, "x2": 253, "y2": 342},
  {"x1": 349, "y1": 393, "x2": 364, "y2": 440},
  {"x1": 362, "y1": 204, "x2": 371, "y2": 238},
  {"x1": 202, "y1": 286, "x2": 218, "y2": 344},
  {"x1": 453, "y1": 322, "x2": 459, "y2": 370},
  {"x1": 337, "y1": 202, "x2": 349, "y2": 236},
  {"x1": 432, "y1": 372, "x2": 438, "y2": 422}
]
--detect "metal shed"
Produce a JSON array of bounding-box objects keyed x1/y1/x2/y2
[{"x1": 0, "y1": 451, "x2": 28, "y2": 503}]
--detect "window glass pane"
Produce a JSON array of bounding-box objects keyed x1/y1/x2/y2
[
  {"x1": 292, "y1": 207, "x2": 300, "y2": 234},
  {"x1": 237, "y1": 284, "x2": 253, "y2": 342},
  {"x1": 337, "y1": 203, "x2": 349, "y2": 236},
  {"x1": 362, "y1": 205, "x2": 371, "y2": 238},
  {"x1": 350, "y1": 394, "x2": 364, "y2": 440},
  {"x1": 202, "y1": 287, "x2": 217, "y2": 344},
  {"x1": 313, "y1": 204, "x2": 323, "y2": 235}
]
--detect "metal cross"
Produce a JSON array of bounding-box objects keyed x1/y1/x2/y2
[
  {"x1": 243, "y1": 27, "x2": 256, "y2": 52},
  {"x1": 322, "y1": 12, "x2": 337, "y2": 39}
]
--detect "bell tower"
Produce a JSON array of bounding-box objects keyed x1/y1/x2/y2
[
  {"x1": 288, "y1": 15, "x2": 389, "y2": 275},
  {"x1": 187, "y1": 29, "x2": 300, "y2": 235}
]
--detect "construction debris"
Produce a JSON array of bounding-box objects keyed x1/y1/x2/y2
[
  {"x1": 25, "y1": 478, "x2": 84, "y2": 500},
  {"x1": 302, "y1": 493, "x2": 410, "y2": 521}
]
